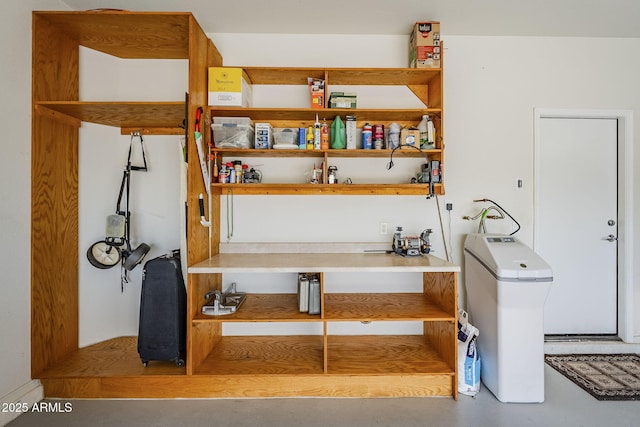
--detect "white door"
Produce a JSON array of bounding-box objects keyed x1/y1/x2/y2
[{"x1": 537, "y1": 117, "x2": 618, "y2": 335}]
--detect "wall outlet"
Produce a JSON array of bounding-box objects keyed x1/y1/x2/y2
[
  {"x1": 379, "y1": 222, "x2": 388, "y2": 235},
  {"x1": 445, "y1": 201, "x2": 453, "y2": 211}
]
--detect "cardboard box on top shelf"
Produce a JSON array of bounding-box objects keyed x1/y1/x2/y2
[
  {"x1": 208, "y1": 67, "x2": 253, "y2": 107},
  {"x1": 409, "y1": 22, "x2": 441, "y2": 68},
  {"x1": 308, "y1": 78, "x2": 325, "y2": 109}
]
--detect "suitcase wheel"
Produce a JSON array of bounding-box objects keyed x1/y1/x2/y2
[
  {"x1": 175, "y1": 358, "x2": 184, "y2": 367},
  {"x1": 142, "y1": 360, "x2": 149, "y2": 367}
]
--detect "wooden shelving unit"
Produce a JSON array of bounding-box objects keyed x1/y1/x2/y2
[
  {"x1": 210, "y1": 64, "x2": 444, "y2": 195},
  {"x1": 186, "y1": 253, "x2": 459, "y2": 397},
  {"x1": 31, "y1": 10, "x2": 219, "y2": 398},
  {"x1": 31, "y1": 10, "x2": 458, "y2": 399}
]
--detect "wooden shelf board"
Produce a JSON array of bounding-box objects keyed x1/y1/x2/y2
[
  {"x1": 327, "y1": 335, "x2": 453, "y2": 375},
  {"x1": 328, "y1": 68, "x2": 442, "y2": 85},
  {"x1": 213, "y1": 147, "x2": 442, "y2": 158},
  {"x1": 194, "y1": 335, "x2": 325, "y2": 375},
  {"x1": 193, "y1": 294, "x2": 320, "y2": 322},
  {"x1": 239, "y1": 67, "x2": 442, "y2": 86},
  {"x1": 41, "y1": 373, "x2": 454, "y2": 399},
  {"x1": 35, "y1": 336, "x2": 454, "y2": 398},
  {"x1": 37, "y1": 101, "x2": 185, "y2": 129},
  {"x1": 209, "y1": 107, "x2": 440, "y2": 123},
  {"x1": 324, "y1": 293, "x2": 452, "y2": 321},
  {"x1": 35, "y1": 11, "x2": 192, "y2": 59},
  {"x1": 211, "y1": 183, "x2": 443, "y2": 196},
  {"x1": 189, "y1": 253, "x2": 460, "y2": 274},
  {"x1": 37, "y1": 337, "x2": 184, "y2": 378}
]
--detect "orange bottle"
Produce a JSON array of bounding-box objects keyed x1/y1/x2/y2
[{"x1": 320, "y1": 120, "x2": 329, "y2": 150}]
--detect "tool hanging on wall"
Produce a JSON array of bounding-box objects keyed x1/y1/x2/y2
[
  {"x1": 86, "y1": 131, "x2": 151, "y2": 291},
  {"x1": 194, "y1": 106, "x2": 210, "y2": 194},
  {"x1": 386, "y1": 143, "x2": 440, "y2": 199},
  {"x1": 198, "y1": 193, "x2": 211, "y2": 227}
]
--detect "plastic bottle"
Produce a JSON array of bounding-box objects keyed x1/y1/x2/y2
[
  {"x1": 418, "y1": 115, "x2": 429, "y2": 148},
  {"x1": 306, "y1": 126, "x2": 314, "y2": 150},
  {"x1": 330, "y1": 116, "x2": 346, "y2": 149},
  {"x1": 427, "y1": 118, "x2": 435, "y2": 148},
  {"x1": 388, "y1": 123, "x2": 401, "y2": 149},
  {"x1": 362, "y1": 123, "x2": 373, "y2": 149},
  {"x1": 320, "y1": 120, "x2": 329, "y2": 150},
  {"x1": 233, "y1": 161, "x2": 243, "y2": 183},
  {"x1": 313, "y1": 113, "x2": 321, "y2": 150},
  {"x1": 227, "y1": 162, "x2": 235, "y2": 183},
  {"x1": 241, "y1": 164, "x2": 248, "y2": 183}
]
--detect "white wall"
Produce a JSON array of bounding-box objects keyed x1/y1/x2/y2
[
  {"x1": 77, "y1": 49, "x2": 188, "y2": 346},
  {"x1": 0, "y1": 0, "x2": 67, "y2": 413}
]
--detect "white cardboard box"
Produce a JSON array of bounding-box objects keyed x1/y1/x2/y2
[{"x1": 208, "y1": 67, "x2": 253, "y2": 107}]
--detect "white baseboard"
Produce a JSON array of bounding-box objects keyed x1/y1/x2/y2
[{"x1": 0, "y1": 380, "x2": 43, "y2": 426}]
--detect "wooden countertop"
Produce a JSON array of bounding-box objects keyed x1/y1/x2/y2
[{"x1": 188, "y1": 252, "x2": 460, "y2": 273}]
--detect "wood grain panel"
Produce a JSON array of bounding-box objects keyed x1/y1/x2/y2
[
  {"x1": 423, "y1": 271, "x2": 457, "y2": 314},
  {"x1": 194, "y1": 336, "x2": 324, "y2": 375},
  {"x1": 212, "y1": 148, "x2": 440, "y2": 159},
  {"x1": 427, "y1": 67, "x2": 443, "y2": 110},
  {"x1": 32, "y1": 13, "x2": 79, "y2": 102},
  {"x1": 327, "y1": 335, "x2": 453, "y2": 375},
  {"x1": 42, "y1": 374, "x2": 453, "y2": 398},
  {"x1": 36, "y1": 101, "x2": 185, "y2": 129},
  {"x1": 209, "y1": 107, "x2": 438, "y2": 126},
  {"x1": 184, "y1": 15, "x2": 220, "y2": 375},
  {"x1": 424, "y1": 322, "x2": 457, "y2": 370},
  {"x1": 327, "y1": 68, "x2": 442, "y2": 85},
  {"x1": 39, "y1": 337, "x2": 184, "y2": 377},
  {"x1": 194, "y1": 294, "x2": 321, "y2": 322},
  {"x1": 210, "y1": 183, "x2": 441, "y2": 196},
  {"x1": 35, "y1": 11, "x2": 191, "y2": 59},
  {"x1": 36, "y1": 336, "x2": 455, "y2": 398},
  {"x1": 424, "y1": 321, "x2": 458, "y2": 399},
  {"x1": 242, "y1": 67, "x2": 326, "y2": 85},
  {"x1": 31, "y1": 115, "x2": 80, "y2": 377},
  {"x1": 187, "y1": 273, "x2": 221, "y2": 374},
  {"x1": 186, "y1": 17, "x2": 217, "y2": 267},
  {"x1": 232, "y1": 67, "x2": 441, "y2": 87},
  {"x1": 324, "y1": 293, "x2": 452, "y2": 321}
]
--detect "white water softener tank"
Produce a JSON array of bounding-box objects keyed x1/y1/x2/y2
[{"x1": 464, "y1": 234, "x2": 553, "y2": 403}]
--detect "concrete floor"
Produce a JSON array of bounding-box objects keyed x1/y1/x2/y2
[{"x1": 8, "y1": 362, "x2": 639, "y2": 427}]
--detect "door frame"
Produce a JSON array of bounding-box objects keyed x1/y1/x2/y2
[{"x1": 533, "y1": 108, "x2": 634, "y2": 343}]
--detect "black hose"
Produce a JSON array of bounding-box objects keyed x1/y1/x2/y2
[{"x1": 474, "y1": 198, "x2": 521, "y2": 235}]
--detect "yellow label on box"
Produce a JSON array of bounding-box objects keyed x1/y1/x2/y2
[
  {"x1": 209, "y1": 67, "x2": 243, "y2": 92},
  {"x1": 208, "y1": 67, "x2": 252, "y2": 107}
]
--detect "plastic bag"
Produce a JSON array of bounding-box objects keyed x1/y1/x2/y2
[{"x1": 458, "y1": 309, "x2": 481, "y2": 397}]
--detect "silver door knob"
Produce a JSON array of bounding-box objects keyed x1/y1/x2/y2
[{"x1": 604, "y1": 234, "x2": 618, "y2": 242}]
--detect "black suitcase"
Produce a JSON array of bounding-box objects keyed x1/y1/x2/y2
[{"x1": 138, "y1": 250, "x2": 186, "y2": 367}]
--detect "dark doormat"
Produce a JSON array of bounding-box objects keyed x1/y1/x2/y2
[{"x1": 545, "y1": 354, "x2": 640, "y2": 401}]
